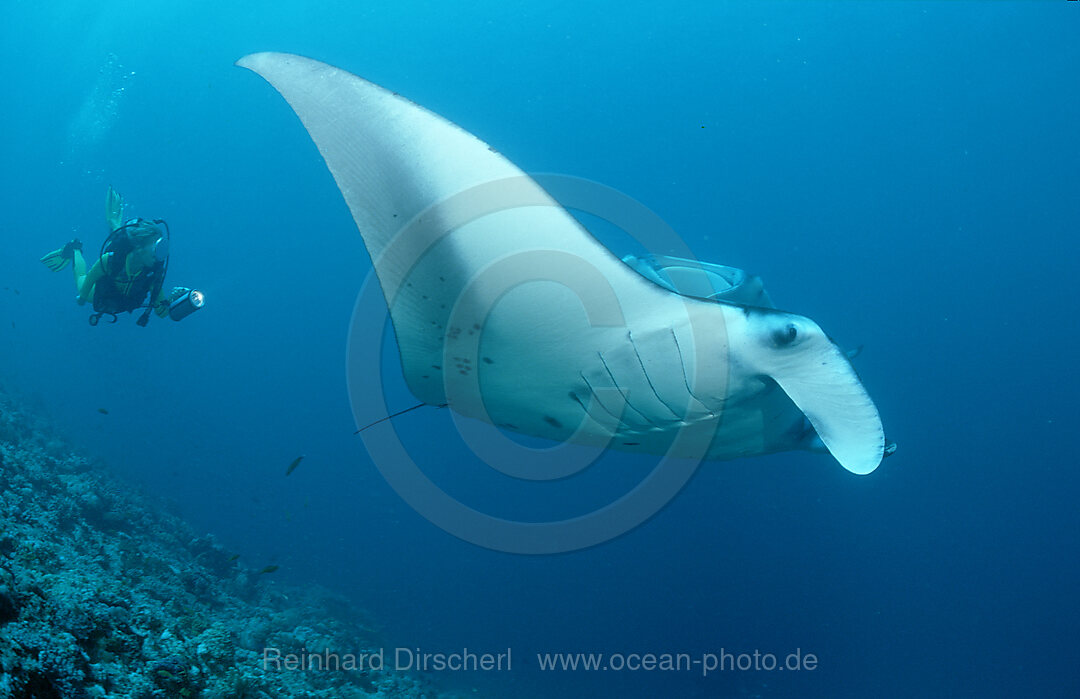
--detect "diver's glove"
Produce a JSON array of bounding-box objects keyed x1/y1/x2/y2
[
  {"x1": 167, "y1": 286, "x2": 192, "y2": 302},
  {"x1": 153, "y1": 287, "x2": 190, "y2": 316},
  {"x1": 152, "y1": 287, "x2": 193, "y2": 319}
]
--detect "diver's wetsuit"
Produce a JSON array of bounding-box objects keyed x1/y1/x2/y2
[{"x1": 74, "y1": 248, "x2": 170, "y2": 318}]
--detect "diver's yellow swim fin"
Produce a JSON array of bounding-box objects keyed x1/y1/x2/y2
[
  {"x1": 39, "y1": 239, "x2": 82, "y2": 271},
  {"x1": 40, "y1": 247, "x2": 70, "y2": 271},
  {"x1": 106, "y1": 185, "x2": 124, "y2": 232}
]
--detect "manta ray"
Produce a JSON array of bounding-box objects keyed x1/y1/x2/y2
[{"x1": 238, "y1": 52, "x2": 889, "y2": 475}]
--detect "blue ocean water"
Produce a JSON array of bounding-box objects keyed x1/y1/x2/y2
[{"x1": 2, "y1": 1, "x2": 1078, "y2": 697}]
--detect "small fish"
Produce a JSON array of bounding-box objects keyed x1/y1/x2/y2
[
  {"x1": 227, "y1": 554, "x2": 240, "y2": 562},
  {"x1": 97, "y1": 408, "x2": 109, "y2": 415},
  {"x1": 258, "y1": 565, "x2": 279, "y2": 575},
  {"x1": 285, "y1": 455, "x2": 304, "y2": 476}
]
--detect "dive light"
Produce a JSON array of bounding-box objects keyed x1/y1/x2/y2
[{"x1": 169, "y1": 289, "x2": 205, "y2": 321}]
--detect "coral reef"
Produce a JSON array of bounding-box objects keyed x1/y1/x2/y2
[{"x1": 0, "y1": 385, "x2": 451, "y2": 699}]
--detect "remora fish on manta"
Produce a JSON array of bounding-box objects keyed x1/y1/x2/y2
[{"x1": 238, "y1": 52, "x2": 889, "y2": 475}]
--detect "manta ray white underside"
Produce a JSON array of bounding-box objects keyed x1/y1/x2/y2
[{"x1": 238, "y1": 52, "x2": 887, "y2": 475}]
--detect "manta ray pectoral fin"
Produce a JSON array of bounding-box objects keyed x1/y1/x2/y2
[{"x1": 748, "y1": 312, "x2": 885, "y2": 475}]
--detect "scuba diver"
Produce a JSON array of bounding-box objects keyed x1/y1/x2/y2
[{"x1": 40, "y1": 187, "x2": 204, "y2": 326}]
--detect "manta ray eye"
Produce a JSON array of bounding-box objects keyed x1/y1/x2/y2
[{"x1": 772, "y1": 323, "x2": 798, "y2": 347}]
